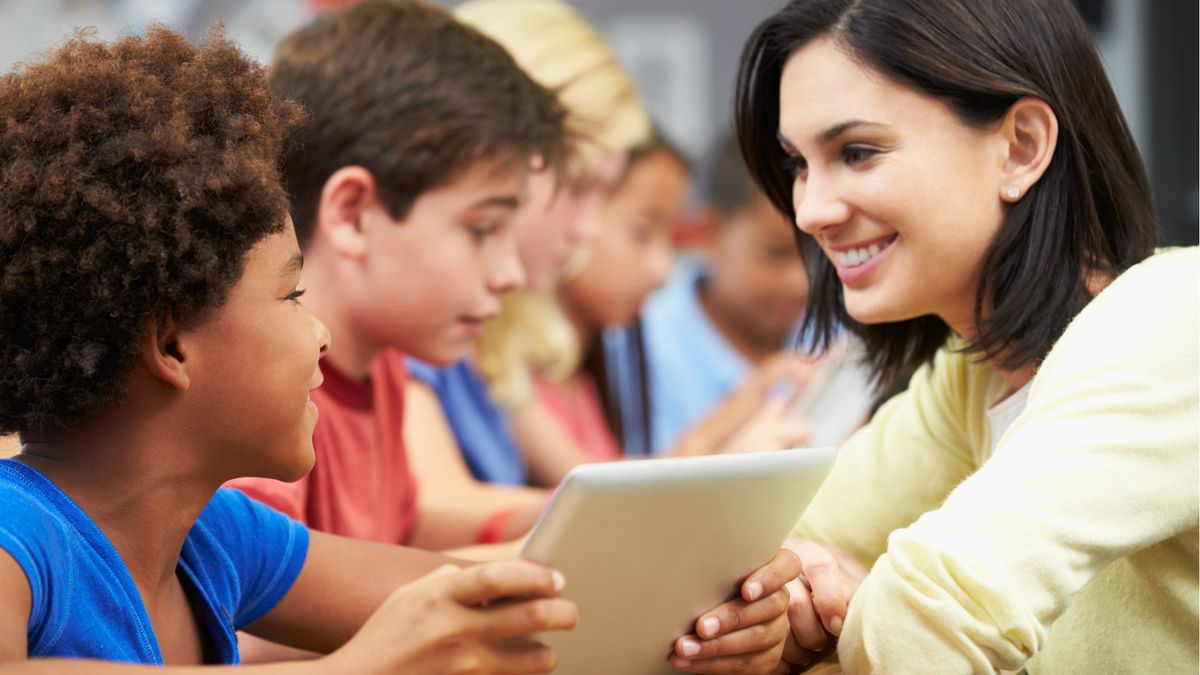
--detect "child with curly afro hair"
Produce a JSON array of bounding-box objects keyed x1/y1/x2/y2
[{"x1": 0, "y1": 26, "x2": 580, "y2": 671}]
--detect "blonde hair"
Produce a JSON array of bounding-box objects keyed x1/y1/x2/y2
[
  {"x1": 455, "y1": 0, "x2": 650, "y2": 178},
  {"x1": 456, "y1": 0, "x2": 650, "y2": 409}
]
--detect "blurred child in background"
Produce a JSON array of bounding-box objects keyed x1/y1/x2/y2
[
  {"x1": 406, "y1": 0, "x2": 646, "y2": 480},
  {"x1": 527, "y1": 135, "x2": 684, "y2": 466},
  {"x1": 402, "y1": 0, "x2": 649, "y2": 538},
  {"x1": 523, "y1": 133, "x2": 816, "y2": 484},
  {"x1": 638, "y1": 135, "x2": 813, "y2": 454}
]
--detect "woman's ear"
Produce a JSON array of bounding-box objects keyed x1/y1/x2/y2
[
  {"x1": 998, "y1": 97, "x2": 1059, "y2": 202},
  {"x1": 314, "y1": 166, "x2": 378, "y2": 259},
  {"x1": 139, "y1": 314, "x2": 189, "y2": 391}
]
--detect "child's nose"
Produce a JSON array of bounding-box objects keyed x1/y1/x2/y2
[
  {"x1": 488, "y1": 248, "x2": 527, "y2": 294},
  {"x1": 314, "y1": 318, "x2": 332, "y2": 357}
]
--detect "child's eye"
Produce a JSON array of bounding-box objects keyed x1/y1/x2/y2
[
  {"x1": 285, "y1": 288, "x2": 307, "y2": 303},
  {"x1": 842, "y1": 145, "x2": 878, "y2": 166},
  {"x1": 780, "y1": 153, "x2": 807, "y2": 179},
  {"x1": 470, "y1": 224, "x2": 498, "y2": 242}
]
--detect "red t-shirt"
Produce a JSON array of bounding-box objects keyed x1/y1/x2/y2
[{"x1": 227, "y1": 350, "x2": 419, "y2": 545}]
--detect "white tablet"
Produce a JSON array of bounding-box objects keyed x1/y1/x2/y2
[{"x1": 519, "y1": 447, "x2": 836, "y2": 675}]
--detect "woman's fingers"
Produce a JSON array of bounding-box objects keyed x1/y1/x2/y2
[
  {"x1": 786, "y1": 577, "x2": 829, "y2": 651},
  {"x1": 788, "y1": 540, "x2": 849, "y2": 635}
]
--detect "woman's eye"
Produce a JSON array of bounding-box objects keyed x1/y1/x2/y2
[
  {"x1": 285, "y1": 288, "x2": 307, "y2": 303},
  {"x1": 842, "y1": 145, "x2": 878, "y2": 166}
]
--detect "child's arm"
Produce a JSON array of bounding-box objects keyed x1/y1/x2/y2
[
  {"x1": 403, "y1": 381, "x2": 547, "y2": 549},
  {"x1": 0, "y1": 549, "x2": 29, "y2": 662},
  {"x1": 512, "y1": 398, "x2": 595, "y2": 486},
  {"x1": 242, "y1": 529, "x2": 531, "y2": 652},
  {"x1": 0, "y1": 536, "x2": 574, "y2": 673},
  {"x1": 669, "y1": 354, "x2": 814, "y2": 458}
]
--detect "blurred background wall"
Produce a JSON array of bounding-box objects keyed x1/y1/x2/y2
[{"x1": 0, "y1": 0, "x2": 1194, "y2": 245}]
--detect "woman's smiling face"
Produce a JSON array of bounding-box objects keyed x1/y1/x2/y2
[{"x1": 778, "y1": 37, "x2": 1010, "y2": 335}]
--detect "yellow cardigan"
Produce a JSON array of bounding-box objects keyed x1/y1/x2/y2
[{"x1": 796, "y1": 247, "x2": 1199, "y2": 673}]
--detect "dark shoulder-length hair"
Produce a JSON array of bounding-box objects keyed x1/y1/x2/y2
[{"x1": 736, "y1": 0, "x2": 1157, "y2": 394}]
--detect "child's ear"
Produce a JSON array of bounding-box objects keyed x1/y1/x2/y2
[
  {"x1": 315, "y1": 166, "x2": 378, "y2": 259},
  {"x1": 140, "y1": 314, "x2": 189, "y2": 391},
  {"x1": 998, "y1": 97, "x2": 1058, "y2": 202}
]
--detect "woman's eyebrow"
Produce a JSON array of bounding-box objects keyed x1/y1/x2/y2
[{"x1": 816, "y1": 119, "x2": 885, "y2": 144}]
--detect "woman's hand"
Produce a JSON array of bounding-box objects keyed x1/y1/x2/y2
[
  {"x1": 779, "y1": 539, "x2": 868, "y2": 671},
  {"x1": 668, "y1": 548, "x2": 801, "y2": 674},
  {"x1": 324, "y1": 560, "x2": 576, "y2": 675}
]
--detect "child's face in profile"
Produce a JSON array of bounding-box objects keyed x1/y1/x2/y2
[
  {"x1": 512, "y1": 150, "x2": 627, "y2": 291},
  {"x1": 562, "y1": 150, "x2": 684, "y2": 329},
  {"x1": 183, "y1": 221, "x2": 330, "y2": 482},
  {"x1": 706, "y1": 194, "x2": 809, "y2": 349},
  {"x1": 352, "y1": 159, "x2": 528, "y2": 366}
]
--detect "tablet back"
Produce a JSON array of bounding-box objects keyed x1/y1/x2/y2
[{"x1": 519, "y1": 447, "x2": 835, "y2": 675}]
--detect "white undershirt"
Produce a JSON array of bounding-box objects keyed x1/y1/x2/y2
[{"x1": 986, "y1": 382, "x2": 1032, "y2": 455}]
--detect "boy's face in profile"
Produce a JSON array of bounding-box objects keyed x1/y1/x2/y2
[
  {"x1": 184, "y1": 221, "x2": 330, "y2": 482},
  {"x1": 705, "y1": 193, "x2": 809, "y2": 350},
  {"x1": 352, "y1": 159, "x2": 527, "y2": 365}
]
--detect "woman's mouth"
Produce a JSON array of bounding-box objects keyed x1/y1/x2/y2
[
  {"x1": 830, "y1": 235, "x2": 897, "y2": 287},
  {"x1": 834, "y1": 235, "x2": 896, "y2": 268}
]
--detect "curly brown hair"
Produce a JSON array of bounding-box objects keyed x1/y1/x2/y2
[{"x1": 0, "y1": 27, "x2": 304, "y2": 434}]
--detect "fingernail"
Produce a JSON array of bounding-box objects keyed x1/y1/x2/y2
[
  {"x1": 745, "y1": 580, "x2": 763, "y2": 600},
  {"x1": 830, "y1": 616, "x2": 843, "y2": 636},
  {"x1": 551, "y1": 570, "x2": 565, "y2": 592},
  {"x1": 701, "y1": 616, "x2": 720, "y2": 637},
  {"x1": 678, "y1": 638, "x2": 701, "y2": 657}
]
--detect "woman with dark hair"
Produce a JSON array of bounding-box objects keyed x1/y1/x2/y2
[{"x1": 730, "y1": 0, "x2": 1198, "y2": 672}]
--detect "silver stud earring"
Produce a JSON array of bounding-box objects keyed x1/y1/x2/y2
[{"x1": 1006, "y1": 186, "x2": 1021, "y2": 200}]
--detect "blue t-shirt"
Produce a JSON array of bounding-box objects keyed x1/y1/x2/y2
[
  {"x1": 605, "y1": 258, "x2": 813, "y2": 455},
  {"x1": 0, "y1": 460, "x2": 309, "y2": 664},
  {"x1": 631, "y1": 259, "x2": 754, "y2": 455},
  {"x1": 406, "y1": 359, "x2": 527, "y2": 485}
]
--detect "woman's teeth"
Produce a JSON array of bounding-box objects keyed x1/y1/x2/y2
[{"x1": 837, "y1": 243, "x2": 882, "y2": 268}]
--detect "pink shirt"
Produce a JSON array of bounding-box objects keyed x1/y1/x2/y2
[{"x1": 535, "y1": 373, "x2": 622, "y2": 462}]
